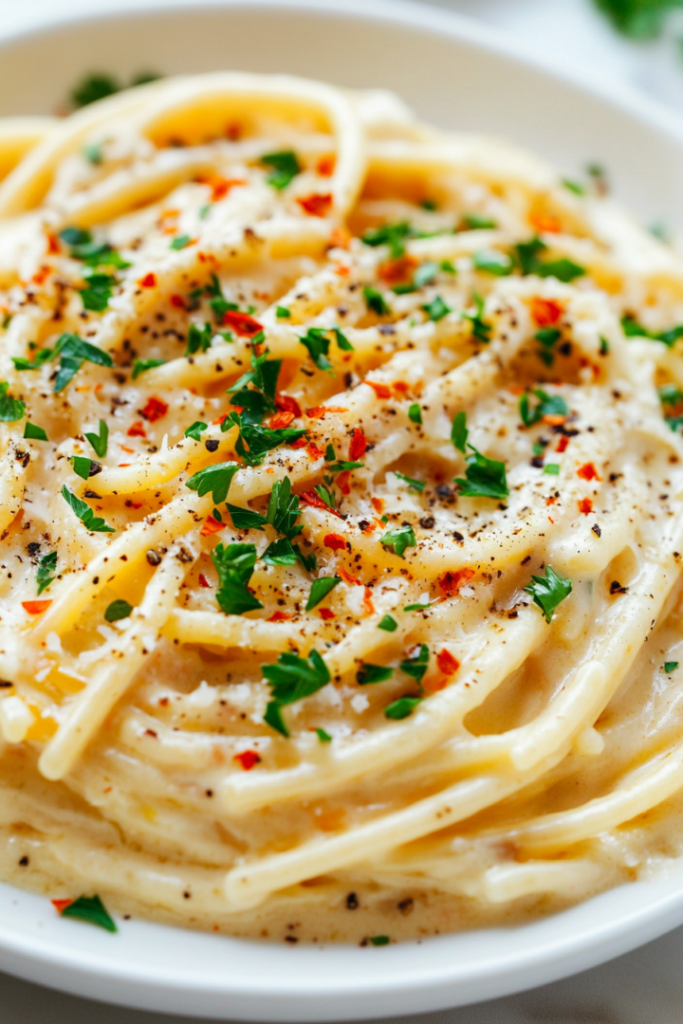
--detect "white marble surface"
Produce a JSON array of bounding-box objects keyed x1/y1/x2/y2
[{"x1": 1, "y1": 0, "x2": 683, "y2": 1020}]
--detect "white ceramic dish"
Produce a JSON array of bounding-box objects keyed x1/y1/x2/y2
[{"x1": 3, "y1": 1, "x2": 683, "y2": 1019}]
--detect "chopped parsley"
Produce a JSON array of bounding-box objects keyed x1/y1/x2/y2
[
  {"x1": 562, "y1": 178, "x2": 586, "y2": 196},
  {"x1": 300, "y1": 328, "x2": 334, "y2": 374},
  {"x1": 368, "y1": 935, "x2": 391, "y2": 946},
  {"x1": 451, "y1": 411, "x2": 468, "y2": 453},
  {"x1": 400, "y1": 644, "x2": 429, "y2": 685},
  {"x1": 462, "y1": 213, "x2": 497, "y2": 230},
  {"x1": 408, "y1": 403, "x2": 422, "y2": 425},
  {"x1": 52, "y1": 333, "x2": 114, "y2": 393},
  {"x1": 514, "y1": 237, "x2": 585, "y2": 282},
  {"x1": 59, "y1": 894, "x2": 117, "y2": 933},
  {"x1": 221, "y1": 411, "x2": 306, "y2": 466},
  {"x1": 59, "y1": 227, "x2": 130, "y2": 270},
  {"x1": 362, "y1": 221, "x2": 414, "y2": 259},
  {"x1": 85, "y1": 419, "x2": 108, "y2": 458},
  {"x1": 622, "y1": 315, "x2": 683, "y2": 348},
  {"x1": 170, "y1": 234, "x2": 192, "y2": 250},
  {"x1": 36, "y1": 551, "x2": 57, "y2": 595},
  {"x1": 12, "y1": 348, "x2": 52, "y2": 371},
  {"x1": 524, "y1": 565, "x2": 573, "y2": 623},
  {"x1": 185, "y1": 462, "x2": 239, "y2": 505},
  {"x1": 357, "y1": 663, "x2": 393, "y2": 685},
  {"x1": 472, "y1": 250, "x2": 513, "y2": 276},
  {"x1": 455, "y1": 446, "x2": 509, "y2": 500},
  {"x1": 185, "y1": 322, "x2": 213, "y2": 357},
  {"x1": 519, "y1": 389, "x2": 568, "y2": 427},
  {"x1": 393, "y1": 471, "x2": 425, "y2": 492},
  {"x1": 24, "y1": 422, "x2": 48, "y2": 441},
  {"x1": 132, "y1": 358, "x2": 165, "y2": 379},
  {"x1": 212, "y1": 542, "x2": 263, "y2": 616},
  {"x1": 263, "y1": 649, "x2": 331, "y2": 736},
  {"x1": 316, "y1": 727, "x2": 332, "y2": 742},
  {"x1": 61, "y1": 486, "x2": 115, "y2": 533},
  {"x1": 0, "y1": 382, "x2": 25, "y2": 422},
  {"x1": 462, "y1": 293, "x2": 491, "y2": 343},
  {"x1": 665, "y1": 661, "x2": 679, "y2": 674},
  {"x1": 184, "y1": 421, "x2": 207, "y2": 441},
  {"x1": 380, "y1": 524, "x2": 416, "y2": 559},
  {"x1": 364, "y1": 286, "x2": 390, "y2": 316},
  {"x1": 104, "y1": 599, "x2": 133, "y2": 622},
  {"x1": 422, "y1": 295, "x2": 450, "y2": 322},
  {"x1": 544, "y1": 463, "x2": 560, "y2": 475},
  {"x1": 80, "y1": 271, "x2": 116, "y2": 312},
  {"x1": 378, "y1": 614, "x2": 398, "y2": 632},
  {"x1": 276, "y1": 306, "x2": 291, "y2": 319},
  {"x1": 71, "y1": 456, "x2": 95, "y2": 480},
  {"x1": 261, "y1": 150, "x2": 301, "y2": 190},
  {"x1": 83, "y1": 141, "x2": 103, "y2": 165},
  {"x1": 384, "y1": 696, "x2": 422, "y2": 720},
  {"x1": 71, "y1": 73, "x2": 119, "y2": 108},
  {"x1": 594, "y1": 0, "x2": 682, "y2": 38},
  {"x1": 306, "y1": 576, "x2": 341, "y2": 611}
]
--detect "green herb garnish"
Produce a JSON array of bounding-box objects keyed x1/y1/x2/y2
[
  {"x1": 306, "y1": 576, "x2": 341, "y2": 611},
  {"x1": 524, "y1": 565, "x2": 573, "y2": 623},
  {"x1": 36, "y1": 551, "x2": 57, "y2": 595},
  {"x1": 185, "y1": 462, "x2": 239, "y2": 505},
  {"x1": 85, "y1": 419, "x2": 108, "y2": 458},
  {"x1": 132, "y1": 358, "x2": 165, "y2": 379},
  {"x1": 455, "y1": 446, "x2": 508, "y2": 499},
  {"x1": 261, "y1": 150, "x2": 301, "y2": 190},
  {"x1": 61, "y1": 486, "x2": 115, "y2": 533},
  {"x1": 380, "y1": 524, "x2": 416, "y2": 559},
  {"x1": 263, "y1": 649, "x2": 331, "y2": 736},
  {"x1": 212, "y1": 542, "x2": 263, "y2": 616},
  {"x1": 105, "y1": 599, "x2": 133, "y2": 622}
]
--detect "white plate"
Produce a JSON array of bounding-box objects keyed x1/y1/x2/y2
[{"x1": 3, "y1": 1, "x2": 683, "y2": 1019}]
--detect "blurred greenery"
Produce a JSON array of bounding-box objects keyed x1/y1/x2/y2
[{"x1": 595, "y1": 0, "x2": 683, "y2": 38}]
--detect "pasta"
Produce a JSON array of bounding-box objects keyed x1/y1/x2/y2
[{"x1": 0, "y1": 72, "x2": 682, "y2": 944}]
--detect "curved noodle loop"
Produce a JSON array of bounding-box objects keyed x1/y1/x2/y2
[{"x1": 0, "y1": 73, "x2": 682, "y2": 942}]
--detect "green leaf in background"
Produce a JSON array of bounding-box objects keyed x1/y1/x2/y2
[{"x1": 594, "y1": 0, "x2": 683, "y2": 39}]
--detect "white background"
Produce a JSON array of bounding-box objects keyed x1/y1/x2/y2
[{"x1": 1, "y1": 0, "x2": 683, "y2": 1021}]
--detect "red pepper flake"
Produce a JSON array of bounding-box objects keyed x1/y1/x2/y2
[
  {"x1": 22, "y1": 600, "x2": 52, "y2": 615},
  {"x1": 276, "y1": 393, "x2": 302, "y2": 417},
  {"x1": 126, "y1": 421, "x2": 146, "y2": 438},
  {"x1": 32, "y1": 266, "x2": 50, "y2": 286},
  {"x1": 198, "y1": 573, "x2": 211, "y2": 588},
  {"x1": 51, "y1": 898, "x2": 73, "y2": 914},
  {"x1": 529, "y1": 210, "x2": 562, "y2": 234},
  {"x1": 324, "y1": 533, "x2": 347, "y2": 551},
  {"x1": 371, "y1": 497, "x2": 384, "y2": 514},
  {"x1": 139, "y1": 272, "x2": 156, "y2": 288},
  {"x1": 509, "y1": 384, "x2": 525, "y2": 396},
  {"x1": 46, "y1": 233, "x2": 60, "y2": 255},
  {"x1": 362, "y1": 519, "x2": 378, "y2": 534},
  {"x1": 437, "y1": 649, "x2": 460, "y2": 675},
  {"x1": 338, "y1": 566, "x2": 362, "y2": 586},
  {"x1": 578, "y1": 498, "x2": 593, "y2": 515},
  {"x1": 199, "y1": 175, "x2": 246, "y2": 201},
  {"x1": 319, "y1": 607, "x2": 336, "y2": 621},
  {"x1": 290, "y1": 435, "x2": 309, "y2": 449},
  {"x1": 548, "y1": 516, "x2": 555, "y2": 524},
  {"x1": 169, "y1": 293, "x2": 186, "y2": 310},
  {"x1": 299, "y1": 490, "x2": 337, "y2": 513},
  {"x1": 366, "y1": 381, "x2": 392, "y2": 399},
  {"x1": 297, "y1": 193, "x2": 333, "y2": 217},
  {"x1": 306, "y1": 405, "x2": 347, "y2": 420},
  {"x1": 201, "y1": 515, "x2": 226, "y2": 536},
  {"x1": 268, "y1": 611, "x2": 292, "y2": 622},
  {"x1": 306, "y1": 442, "x2": 324, "y2": 460},
  {"x1": 329, "y1": 226, "x2": 351, "y2": 250},
  {"x1": 378, "y1": 255, "x2": 417, "y2": 285},
  {"x1": 546, "y1": 496, "x2": 557, "y2": 506},
  {"x1": 213, "y1": 412, "x2": 230, "y2": 427},
  {"x1": 222, "y1": 311, "x2": 263, "y2": 337},
  {"x1": 439, "y1": 568, "x2": 475, "y2": 597},
  {"x1": 140, "y1": 397, "x2": 168, "y2": 423},
  {"x1": 316, "y1": 155, "x2": 335, "y2": 177},
  {"x1": 393, "y1": 380, "x2": 410, "y2": 394},
  {"x1": 530, "y1": 297, "x2": 563, "y2": 326},
  {"x1": 363, "y1": 586, "x2": 375, "y2": 616},
  {"x1": 336, "y1": 470, "x2": 352, "y2": 495},
  {"x1": 556, "y1": 436, "x2": 569, "y2": 453},
  {"x1": 577, "y1": 462, "x2": 600, "y2": 482},
  {"x1": 349, "y1": 428, "x2": 367, "y2": 461},
  {"x1": 125, "y1": 500, "x2": 143, "y2": 509},
  {"x1": 233, "y1": 750, "x2": 261, "y2": 771},
  {"x1": 269, "y1": 410, "x2": 295, "y2": 429},
  {"x1": 543, "y1": 414, "x2": 567, "y2": 427}
]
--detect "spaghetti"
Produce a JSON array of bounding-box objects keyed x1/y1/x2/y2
[{"x1": 0, "y1": 73, "x2": 681, "y2": 943}]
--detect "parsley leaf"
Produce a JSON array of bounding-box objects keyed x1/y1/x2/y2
[
  {"x1": 212, "y1": 542, "x2": 263, "y2": 616},
  {"x1": 665, "y1": 661, "x2": 679, "y2": 674},
  {"x1": 12, "y1": 348, "x2": 52, "y2": 371},
  {"x1": 0, "y1": 382, "x2": 25, "y2": 422},
  {"x1": 594, "y1": 0, "x2": 683, "y2": 39},
  {"x1": 276, "y1": 306, "x2": 291, "y2": 319},
  {"x1": 261, "y1": 538, "x2": 298, "y2": 566},
  {"x1": 473, "y1": 250, "x2": 513, "y2": 276},
  {"x1": 451, "y1": 411, "x2": 468, "y2": 453},
  {"x1": 400, "y1": 644, "x2": 430, "y2": 685},
  {"x1": 184, "y1": 421, "x2": 207, "y2": 441},
  {"x1": 263, "y1": 649, "x2": 331, "y2": 736},
  {"x1": 519, "y1": 389, "x2": 569, "y2": 427},
  {"x1": 228, "y1": 348, "x2": 281, "y2": 424},
  {"x1": 306, "y1": 576, "x2": 341, "y2": 611},
  {"x1": 524, "y1": 565, "x2": 573, "y2": 623},
  {"x1": 622, "y1": 315, "x2": 683, "y2": 348},
  {"x1": 105, "y1": 599, "x2": 132, "y2": 622},
  {"x1": 71, "y1": 456, "x2": 94, "y2": 480},
  {"x1": 170, "y1": 234, "x2": 192, "y2": 250},
  {"x1": 514, "y1": 237, "x2": 585, "y2": 281},
  {"x1": 61, "y1": 485, "x2": 115, "y2": 533},
  {"x1": 185, "y1": 322, "x2": 213, "y2": 357},
  {"x1": 316, "y1": 727, "x2": 332, "y2": 742},
  {"x1": 462, "y1": 213, "x2": 497, "y2": 230},
  {"x1": 132, "y1": 358, "x2": 165, "y2": 379},
  {"x1": 52, "y1": 333, "x2": 114, "y2": 393},
  {"x1": 36, "y1": 551, "x2": 57, "y2": 595},
  {"x1": 261, "y1": 150, "x2": 301, "y2": 190},
  {"x1": 24, "y1": 422, "x2": 48, "y2": 441},
  {"x1": 85, "y1": 419, "x2": 108, "y2": 458},
  {"x1": 80, "y1": 271, "x2": 116, "y2": 311},
  {"x1": 384, "y1": 696, "x2": 422, "y2": 720},
  {"x1": 362, "y1": 222, "x2": 414, "y2": 259},
  {"x1": 378, "y1": 614, "x2": 398, "y2": 632},
  {"x1": 393, "y1": 471, "x2": 425, "y2": 492},
  {"x1": 223, "y1": 412, "x2": 306, "y2": 466},
  {"x1": 422, "y1": 295, "x2": 450, "y2": 321},
  {"x1": 413, "y1": 261, "x2": 439, "y2": 288},
  {"x1": 60, "y1": 894, "x2": 117, "y2": 933},
  {"x1": 185, "y1": 462, "x2": 239, "y2": 505},
  {"x1": 364, "y1": 286, "x2": 391, "y2": 316},
  {"x1": 380, "y1": 524, "x2": 416, "y2": 558},
  {"x1": 71, "y1": 74, "x2": 119, "y2": 108},
  {"x1": 300, "y1": 328, "x2": 334, "y2": 374},
  {"x1": 408, "y1": 403, "x2": 422, "y2": 425},
  {"x1": 462, "y1": 293, "x2": 491, "y2": 343},
  {"x1": 455, "y1": 446, "x2": 509, "y2": 499},
  {"x1": 357, "y1": 663, "x2": 393, "y2": 685}
]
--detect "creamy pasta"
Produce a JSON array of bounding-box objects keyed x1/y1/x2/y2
[{"x1": 0, "y1": 72, "x2": 682, "y2": 944}]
